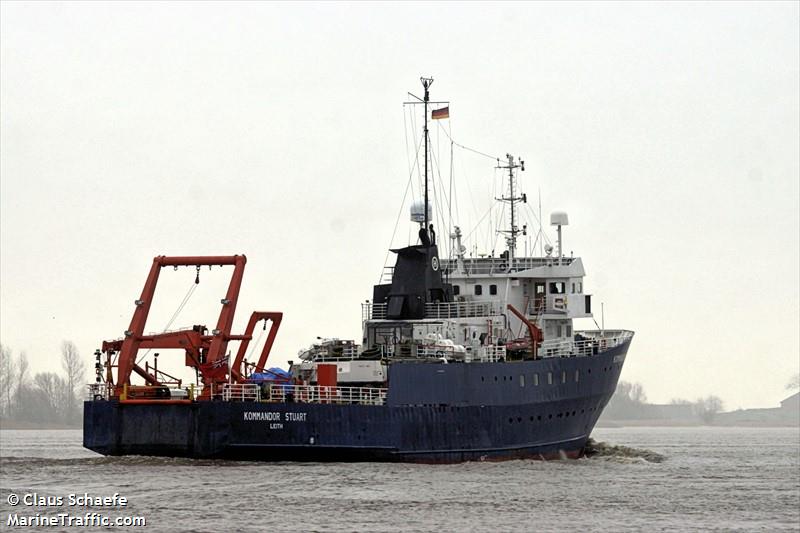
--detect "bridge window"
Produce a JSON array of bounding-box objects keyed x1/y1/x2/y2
[
  {"x1": 453, "y1": 285, "x2": 460, "y2": 295},
  {"x1": 575, "y1": 370, "x2": 580, "y2": 382},
  {"x1": 561, "y1": 371, "x2": 567, "y2": 383},
  {"x1": 533, "y1": 373, "x2": 539, "y2": 386},
  {"x1": 489, "y1": 284, "x2": 497, "y2": 295},
  {"x1": 519, "y1": 375, "x2": 525, "y2": 387},
  {"x1": 579, "y1": 282, "x2": 583, "y2": 293},
  {"x1": 547, "y1": 372, "x2": 553, "y2": 385},
  {"x1": 474, "y1": 285, "x2": 483, "y2": 296},
  {"x1": 549, "y1": 282, "x2": 565, "y2": 294},
  {"x1": 571, "y1": 283, "x2": 576, "y2": 294}
]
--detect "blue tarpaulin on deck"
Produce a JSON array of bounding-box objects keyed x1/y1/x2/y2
[{"x1": 248, "y1": 367, "x2": 291, "y2": 381}]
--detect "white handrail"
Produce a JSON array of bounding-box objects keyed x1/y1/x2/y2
[
  {"x1": 222, "y1": 383, "x2": 261, "y2": 402},
  {"x1": 267, "y1": 384, "x2": 387, "y2": 406}
]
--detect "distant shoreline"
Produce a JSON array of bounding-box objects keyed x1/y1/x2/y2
[
  {"x1": 598, "y1": 419, "x2": 799, "y2": 428},
  {"x1": 0, "y1": 421, "x2": 81, "y2": 430}
]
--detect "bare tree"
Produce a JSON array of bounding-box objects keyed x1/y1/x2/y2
[
  {"x1": 605, "y1": 381, "x2": 650, "y2": 419},
  {"x1": 616, "y1": 381, "x2": 633, "y2": 399},
  {"x1": 670, "y1": 398, "x2": 691, "y2": 405},
  {"x1": 694, "y1": 396, "x2": 724, "y2": 425},
  {"x1": 33, "y1": 372, "x2": 70, "y2": 420},
  {"x1": 13, "y1": 351, "x2": 29, "y2": 413},
  {"x1": 60, "y1": 341, "x2": 85, "y2": 421},
  {"x1": 0, "y1": 344, "x2": 16, "y2": 419},
  {"x1": 630, "y1": 382, "x2": 647, "y2": 404}
]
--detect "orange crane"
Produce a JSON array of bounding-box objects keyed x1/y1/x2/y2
[{"x1": 506, "y1": 303, "x2": 543, "y2": 359}]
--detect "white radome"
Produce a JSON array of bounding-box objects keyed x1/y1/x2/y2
[{"x1": 550, "y1": 211, "x2": 569, "y2": 226}]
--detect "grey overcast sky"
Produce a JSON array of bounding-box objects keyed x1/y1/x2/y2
[{"x1": 1, "y1": 1, "x2": 798, "y2": 409}]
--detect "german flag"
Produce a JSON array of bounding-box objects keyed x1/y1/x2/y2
[{"x1": 432, "y1": 106, "x2": 449, "y2": 120}]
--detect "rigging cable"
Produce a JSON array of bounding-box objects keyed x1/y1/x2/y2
[
  {"x1": 462, "y1": 204, "x2": 496, "y2": 241},
  {"x1": 244, "y1": 323, "x2": 267, "y2": 367},
  {"x1": 436, "y1": 120, "x2": 498, "y2": 253},
  {"x1": 435, "y1": 121, "x2": 499, "y2": 162},
  {"x1": 449, "y1": 135, "x2": 455, "y2": 262},
  {"x1": 493, "y1": 202, "x2": 506, "y2": 256},
  {"x1": 429, "y1": 143, "x2": 451, "y2": 260},
  {"x1": 135, "y1": 275, "x2": 198, "y2": 366},
  {"x1": 379, "y1": 133, "x2": 425, "y2": 283},
  {"x1": 404, "y1": 106, "x2": 418, "y2": 246}
]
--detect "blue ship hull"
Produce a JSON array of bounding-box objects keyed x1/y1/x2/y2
[{"x1": 83, "y1": 341, "x2": 629, "y2": 463}]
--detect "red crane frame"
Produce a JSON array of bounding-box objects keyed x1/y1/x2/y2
[{"x1": 103, "y1": 255, "x2": 282, "y2": 398}]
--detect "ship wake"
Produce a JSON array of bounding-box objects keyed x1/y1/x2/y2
[{"x1": 583, "y1": 438, "x2": 665, "y2": 463}]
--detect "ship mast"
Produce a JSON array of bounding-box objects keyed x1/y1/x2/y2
[
  {"x1": 404, "y1": 77, "x2": 447, "y2": 240},
  {"x1": 422, "y1": 77, "x2": 432, "y2": 232},
  {"x1": 496, "y1": 154, "x2": 526, "y2": 267}
]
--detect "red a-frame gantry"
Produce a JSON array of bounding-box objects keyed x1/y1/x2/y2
[{"x1": 102, "y1": 255, "x2": 282, "y2": 397}]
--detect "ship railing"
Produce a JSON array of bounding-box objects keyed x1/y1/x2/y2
[
  {"x1": 526, "y1": 300, "x2": 567, "y2": 316},
  {"x1": 300, "y1": 343, "x2": 360, "y2": 361},
  {"x1": 539, "y1": 339, "x2": 574, "y2": 358},
  {"x1": 466, "y1": 345, "x2": 506, "y2": 363},
  {"x1": 441, "y1": 256, "x2": 575, "y2": 275},
  {"x1": 222, "y1": 383, "x2": 261, "y2": 402},
  {"x1": 86, "y1": 383, "x2": 114, "y2": 401},
  {"x1": 576, "y1": 330, "x2": 634, "y2": 347},
  {"x1": 424, "y1": 300, "x2": 504, "y2": 319},
  {"x1": 417, "y1": 345, "x2": 465, "y2": 359},
  {"x1": 538, "y1": 330, "x2": 634, "y2": 358},
  {"x1": 381, "y1": 266, "x2": 394, "y2": 283},
  {"x1": 304, "y1": 353, "x2": 361, "y2": 362},
  {"x1": 266, "y1": 384, "x2": 387, "y2": 406},
  {"x1": 362, "y1": 302, "x2": 387, "y2": 321},
  {"x1": 86, "y1": 383, "x2": 195, "y2": 401}
]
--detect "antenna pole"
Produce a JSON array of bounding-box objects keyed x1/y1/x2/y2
[
  {"x1": 421, "y1": 77, "x2": 433, "y2": 232},
  {"x1": 496, "y1": 153, "x2": 525, "y2": 269},
  {"x1": 538, "y1": 188, "x2": 542, "y2": 257}
]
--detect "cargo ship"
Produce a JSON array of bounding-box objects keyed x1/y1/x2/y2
[{"x1": 84, "y1": 78, "x2": 633, "y2": 462}]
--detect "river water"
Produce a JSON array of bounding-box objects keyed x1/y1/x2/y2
[{"x1": 1, "y1": 426, "x2": 798, "y2": 532}]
